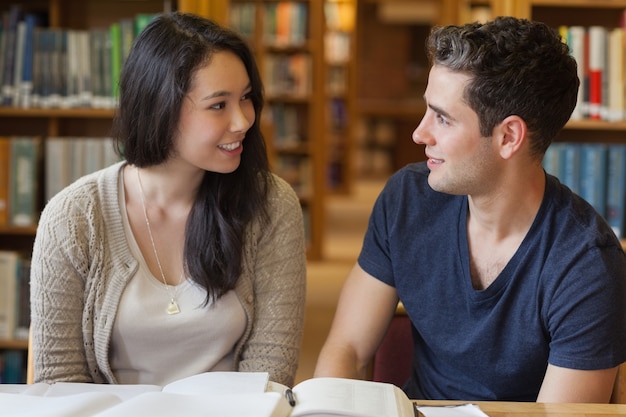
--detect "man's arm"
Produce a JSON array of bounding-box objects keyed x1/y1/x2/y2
[
  {"x1": 314, "y1": 263, "x2": 400, "y2": 379},
  {"x1": 537, "y1": 364, "x2": 618, "y2": 403}
]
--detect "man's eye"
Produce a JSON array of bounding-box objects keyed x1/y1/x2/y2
[{"x1": 436, "y1": 114, "x2": 449, "y2": 125}]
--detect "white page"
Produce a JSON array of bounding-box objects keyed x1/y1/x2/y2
[
  {"x1": 416, "y1": 404, "x2": 489, "y2": 417},
  {"x1": 161, "y1": 371, "x2": 270, "y2": 396},
  {"x1": 0, "y1": 383, "x2": 39, "y2": 394},
  {"x1": 0, "y1": 391, "x2": 122, "y2": 417},
  {"x1": 28, "y1": 371, "x2": 269, "y2": 401},
  {"x1": 43, "y1": 382, "x2": 161, "y2": 401},
  {"x1": 92, "y1": 391, "x2": 290, "y2": 417},
  {"x1": 291, "y1": 377, "x2": 415, "y2": 417}
]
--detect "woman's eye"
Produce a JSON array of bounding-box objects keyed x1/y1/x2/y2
[{"x1": 210, "y1": 102, "x2": 226, "y2": 110}]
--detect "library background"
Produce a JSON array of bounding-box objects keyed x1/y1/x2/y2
[{"x1": 1, "y1": 0, "x2": 626, "y2": 394}]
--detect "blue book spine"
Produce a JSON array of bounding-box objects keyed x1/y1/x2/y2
[
  {"x1": 559, "y1": 143, "x2": 581, "y2": 194},
  {"x1": 543, "y1": 142, "x2": 562, "y2": 178},
  {"x1": 606, "y1": 144, "x2": 626, "y2": 238},
  {"x1": 579, "y1": 143, "x2": 608, "y2": 216},
  {"x1": 19, "y1": 13, "x2": 37, "y2": 108}
]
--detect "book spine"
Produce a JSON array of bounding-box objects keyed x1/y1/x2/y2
[
  {"x1": 0, "y1": 137, "x2": 9, "y2": 226},
  {"x1": 1, "y1": 349, "x2": 25, "y2": 383},
  {"x1": 2, "y1": 5, "x2": 23, "y2": 106},
  {"x1": 44, "y1": 137, "x2": 71, "y2": 202},
  {"x1": 579, "y1": 143, "x2": 608, "y2": 216},
  {"x1": 19, "y1": 13, "x2": 37, "y2": 109},
  {"x1": 9, "y1": 136, "x2": 42, "y2": 227},
  {"x1": 588, "y1": 26, "x2": 607, "y2": 120},
  {"x1": 14, "y1": 256, "x2": 31, "y2": 340},
  {"x1": 559, "y1": 143, "x2": 581, "y2": 195},
  {"x1": 78, "y1": 30, "x2": 92, "y2": 107},
  {"x1": 12, "y1": 20, "x2": 26, "y2": 107},
  {"x1": 110, "y1": 23, "x2": 121, "y2": 104},
  {"x1": 567, "y1": 26, "x2": 587, "y2": 120},
  {"x1": 607, "y1": 145, "x2": 626, "y2": 238},
  {"x1": 0, "y1": 250, "x2": 19, "y2": 340},
  {"x1": 608, "y1": 27, "x2": 624, "y2": 122}
]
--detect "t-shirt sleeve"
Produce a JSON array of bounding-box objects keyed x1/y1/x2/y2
[
  {"x1": 357, "y1": 179, "x2": 398, "y2": 288},
  {"x1": 545, "y1": 244, "x2": 626, "y2": 370}
]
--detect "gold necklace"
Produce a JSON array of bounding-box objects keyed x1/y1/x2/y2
[{"x1": 136, "y1": 167, "x2": 182, "y2": 315}]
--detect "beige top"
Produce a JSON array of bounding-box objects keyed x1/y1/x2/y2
[
  {"x1": 30, "y1": 161, "x2": 307, "y2": 386},
  {"x1": 109, "y1": 177, "x2": 246, "y2": 385}
]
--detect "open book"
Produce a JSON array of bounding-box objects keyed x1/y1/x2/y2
[{"x1": 0, "y1": 372, "x2": 487, "y2": 417}]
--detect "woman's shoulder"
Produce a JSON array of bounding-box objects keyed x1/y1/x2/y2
[{"x1": 267, "y1": 173, "x2": 300, "y2": 204}]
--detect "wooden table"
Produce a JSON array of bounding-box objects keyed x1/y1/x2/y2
[{"x1": 415, "y1": 400, "x2": 626, "y2": 416}]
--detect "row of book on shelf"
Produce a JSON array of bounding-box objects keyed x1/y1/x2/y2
[
  {"x1": 543, "y1": 142, "x2": 626, "y2": 239},
  {"x1": 0, "y1": 4, "x2": 159, "y2": 109},
  {"x1": 560, "y1": 23, "x2": 626, "y2": 122},
  {"x1": 229, "y1": 1, "x2": 308, "y2": 47},
  {"x1": 0, "y1": 136, "x2": 120, "y2": 228}
]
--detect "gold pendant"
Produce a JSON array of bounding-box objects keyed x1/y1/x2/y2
[{"x1": 167, "y1": 300, "x2": 181, "y2": 315}]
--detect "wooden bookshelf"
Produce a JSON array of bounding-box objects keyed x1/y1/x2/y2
[
  {"x1": 324, "y1": 0, "x2": 357, "y2": 195},
  {"x1": 228, "y1": 0, "x2": 326, "y2": 259},
  {"x1": 0, "y1": 338, "x2": 28, "y2": 350}
]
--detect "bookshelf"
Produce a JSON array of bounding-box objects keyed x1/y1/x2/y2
[
  {"x1": 353, "y1": 1, "x2": 435, "y2": 178},
  {"x1": 324, "y1": 0, "x2": 356, "y2": 195},
  {"x1": 228, "y1": 0, "x2": 326, "y2": 259}
]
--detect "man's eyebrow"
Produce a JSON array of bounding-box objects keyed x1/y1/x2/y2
[{"x1": 428, "y1": 102, "x2": 455, "y2": 122}]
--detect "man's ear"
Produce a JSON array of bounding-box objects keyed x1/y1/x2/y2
[{"x1": 496, "y1": 115, "x2": 527, "y2": 160}]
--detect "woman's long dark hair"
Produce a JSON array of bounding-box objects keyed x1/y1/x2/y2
[{"x1": 112, "y1": 12, "x2": 272, "y2": 304}]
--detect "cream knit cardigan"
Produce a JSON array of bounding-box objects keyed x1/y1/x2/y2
[{"x1": 30, "y1": 162, "x2": 306, "y2": 387}]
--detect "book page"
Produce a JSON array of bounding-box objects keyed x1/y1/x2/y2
[
  {"x1": 91, "y1": 391, "x2": 291, "y2": 417},
  {"x1": 43, "y1": 382, "x2": 161, "y2": 401},
  {"x1": 161, "y1": 371, "x2": 270, "y2": 395},
  {"x1": 0, "y1": 383, "x2": 47, "y2": 394},
  {"x1": 416, "y1": 404, "x2": 489, "y2": 417},
  {"x1": 0, "y1": 391, "x2": 122, "y2": 417},
  {"x1": 291, "y1": 377, "x2": 415, "y2": 417},
  {"x1": 26, "y1": 371, "x2": 269, "y2": 401}
]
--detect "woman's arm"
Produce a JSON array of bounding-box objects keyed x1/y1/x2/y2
[
  {"x1": 237, "y1": 178, "x2": 307, "y2": 386},
  {"x1": 30, "y1": 193, "x2": 93, "y2": 383}
]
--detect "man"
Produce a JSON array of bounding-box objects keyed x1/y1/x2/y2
[{"x1": 314, "y1": 16, "x2": 626, "y2": 403}]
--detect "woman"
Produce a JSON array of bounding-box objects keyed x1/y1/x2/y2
[{"x1": 30, "y1": 12, "x2": 306, "y2": 387}]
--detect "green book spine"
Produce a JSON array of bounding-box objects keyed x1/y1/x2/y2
[{"x1": 109, "y1": 23, "x2": 121, "y2": 100}]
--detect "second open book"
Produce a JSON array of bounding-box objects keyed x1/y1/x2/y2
[{"x1": 0, "y1": 372, "x2": 488, "y2": 417}]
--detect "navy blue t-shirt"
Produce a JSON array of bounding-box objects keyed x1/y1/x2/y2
[{"x1": 358, "y1": 162, "x2": 626, "y2": 401}]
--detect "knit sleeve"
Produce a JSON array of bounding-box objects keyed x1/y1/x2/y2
[
  {"x1": 237, "y1": 175, "x2": 307, "y2": 386},
  {"x1": 30, "y1": 179, "x2": 103, "y2": 383}
]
